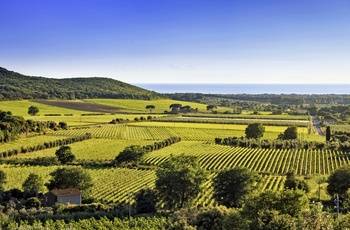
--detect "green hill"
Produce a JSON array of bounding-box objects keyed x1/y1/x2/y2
[{"x1": 0, "y1": 67, "x2": 165, "y2": 100}]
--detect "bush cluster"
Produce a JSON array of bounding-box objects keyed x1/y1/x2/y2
[
  {"x1": 143, "y1": 136, "x2": 181, "y2": 152},
  {"x1": 110, "y1": 116, "x2": 153, "y2": 124}
]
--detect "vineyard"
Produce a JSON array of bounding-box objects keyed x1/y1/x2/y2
[
  {"x1": 0, "y1": 98, "x2": 342, "y2": 212},
  {"x1": 12, "y1": 139, "x2": 156, "y2": 160},
  {"x1": 3, "y1": 140, "x2": 345, "y2": 205},
  {"x1": 47, "y1": 123, "x2": 323, "y2": 142},
  {"x1": 0, "y1": 164, "x2": 286, "y2": 206},
  {"x1": 142, "y1": 141, "x2": 350, "y2": 175}
]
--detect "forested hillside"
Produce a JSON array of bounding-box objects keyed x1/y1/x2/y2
[{"x1": 0, "y1": 67, "x2": 165, "y2": 100}]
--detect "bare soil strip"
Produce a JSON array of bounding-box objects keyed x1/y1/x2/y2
[{"x1": 30, "y1": 99, "x2": 124, "y2": 113}]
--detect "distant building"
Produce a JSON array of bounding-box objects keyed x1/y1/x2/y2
[
  {"x1": 324, "y1": 118, "x2": 335, "y2": 125},
  {"x1": 45, "y1": 188, "x2": 82, "y2": 206}
]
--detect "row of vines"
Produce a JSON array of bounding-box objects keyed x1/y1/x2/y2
[
  {"x1": 142, "y1": 141, "x2": 350, "y2": 175},
  {"x1": 48, "y1": 124, "x2": 250, "y2": 141}
]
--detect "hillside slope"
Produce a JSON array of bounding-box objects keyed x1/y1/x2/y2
[{"x1": 0, "y1": 67, "x2": 164, "y2": 100}]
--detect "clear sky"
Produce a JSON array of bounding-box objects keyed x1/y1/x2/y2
[{"x1": 1, "y1": 0, "x2": 350, "y2": 84}]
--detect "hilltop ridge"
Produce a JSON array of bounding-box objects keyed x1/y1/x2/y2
[{"x1": 0, "y1": 67, "x2": 165, "y2": 100}]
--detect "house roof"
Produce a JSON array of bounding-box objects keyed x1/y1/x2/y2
[{"x1": 50, "y1": 188, "x2": 81, "y2": 196}]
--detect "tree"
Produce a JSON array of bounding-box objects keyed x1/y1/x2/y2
[
  {"x1": 249, "y1": 210, "x2": 296, "y2": 230},
  {"x1": 55, "y1": 145, "x2": 75, "y2": 164},
  {"x1": 206, "y1": 105, "x2": 217, "y2": 112},
  {"x1": 327, "y1": 166, "x2": 350, "y2": 198},
  {"x1": 169, "y1": 104, "x2": 182, "y2": 112},
  {"x1": 58, "y1": 121, "x2": 68, "y2": 130},
  {"x1": 145, "y1": 105, "x2": 155, "y2": 113},
  {"x1": 46, "y1": 167, "x2": 93, "y2": 198},
  {"x1": 155, "y1": 154, "x2": 208, "y2": 209},
  {"x1": 213, "y1": 167, "x2": 260, "y2": 208},
  {"x1": 284, "y1": 171, "x2": 309, "y2": 192},
  {"x1": 194, "y1": 206, "x2": 230, "y2": 230},
  {"x1": 245, "y1": 123, "x2": 265, "y2": 139},
  {"x1": 0, "y1": 170, "x2": 6, "y2": 191},
  {"x1": 222, "y1": 209, "x2": 246, "y2": 230},
  {"x1": 114, "y1": 145, "x2": 146, "y2": 165},
  {"x1": 135, "y1": 188, "x2": 157, "y2": 214},
  {"x1": 25, "y1": 197, "x2": 41, "y2": 208},
  {"x1": 22, "y1": 173, "x2": 44, "y2": 196},
  {"x1": 242, "y1": 189, "x2": 309, "y2": 220},
  {"x1": 28, "y1": 106, "x2": 39, "y2": 116},
  {"x1": 281, "y1": 126, "x2": 298, "y2": 140},
  {"x1": 326, "y1": 126, "x2": 331, "y2": 142}
]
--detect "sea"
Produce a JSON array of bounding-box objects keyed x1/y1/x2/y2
[{"x1": 135, "y1": 84, "x2": 350, "y2": 95}]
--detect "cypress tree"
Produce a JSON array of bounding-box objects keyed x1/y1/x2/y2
[{"x1": 326, "y1": 126, "x2": 331, "y2": 142}]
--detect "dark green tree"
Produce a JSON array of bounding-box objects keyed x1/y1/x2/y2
[
  {"x1": 222, "y1": 209, "x2": 246, "y2": 230},
  {"x1": 326, "y1": 126, "x2": 331, "y2": 142},
  {"x1": 114, "y1": 145, "x2": 146, "y2": 165},
  {"x1": 55, "y1": 146, "x2": 75, "y2": 164},
  {"x1": 135, "y1": 188, "x2": 157, "y2": 214},
  {"x1": 284, "y1": 171, "x2": 309, "y2": 192},
  {"x1": 194, "y1": 206, "x2": 230, "y2": 230},
  {"x1": 213, "y1": 167, "x2": 260, "y2": 208},
  {"x1": 0, "y1": 170, "x2": 6, "y2": 191},
  {"x1": 145, "y1": 105, "x2": 155, "y2": 113},
  {"x1": 206, "y1": 105, "x2": 217, "y2": 112},
  {"x1": 308, "y1": 104, "x2": 318, "y2": 116},
  {"x1": 243, "y1": 189, "x2": 309, "y2": 219},
  {"x1": 28, "y1": 106, "x2": 39, "y2": 116},
  {"x1": 46, "y1": 167, "x2": 93, "y2": 198},
  {"x1": 281, "y1": 126, "x2": 298, "y2": 140},
  {"x1": 327, "y1": 166, "x2": 350, "y2": 198},
  {"x1": 58, "y1": 121, "x2": 68, "y2": 129},
  {"x1": 25, "y1": 197, "x2": 41, "y2": 208},
  {"x1": 155, "y1": 154, "x2": 207, "y2": 209},
  {"x1": 169, "y1": 104, "x2": 182, "y2": 112},
  {"x1": 249, "y1": 210, "x2": 296, "y2": 230},
  {"x1": 245, "y1": 123, "x2": 265, "y2": 139},
  {"x1": 22, "y1": 173, "x2": 44, "y2": 196}
]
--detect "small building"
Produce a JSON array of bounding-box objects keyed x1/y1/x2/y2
[
  {"x1": 323, "y1": 118, "x2": 335, "y2": 125},
  {"x1": 45, "y1": 188, "x2": 82, "y2": 206}
]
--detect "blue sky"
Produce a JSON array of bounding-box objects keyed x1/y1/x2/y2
[{"x1": 1, "y1": 0, "x2": 350, "y2": 83}]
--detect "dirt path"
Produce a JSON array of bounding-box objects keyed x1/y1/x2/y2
[{"x1": 312, "y1": 116, "x2": 324, "y2": 136}]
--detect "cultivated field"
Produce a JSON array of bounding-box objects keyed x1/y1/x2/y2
[{"x1": 0, "y1": 99, "x2": 332, "y2": 205}]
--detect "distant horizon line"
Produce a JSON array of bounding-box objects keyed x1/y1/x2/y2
[{"x1": 134, "y1": 83, "x2": 350, "y2": 85}]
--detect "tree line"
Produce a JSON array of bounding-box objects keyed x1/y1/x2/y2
[
  {"x1": 0, "y1": 67, "x2": 165, "y2": 100},
  {"x1": 0, "y1": 109, "x2": 68, "y2": 143},
  {"x1": 167, "y1": 92, "x2": 350, "y2": 105}
]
